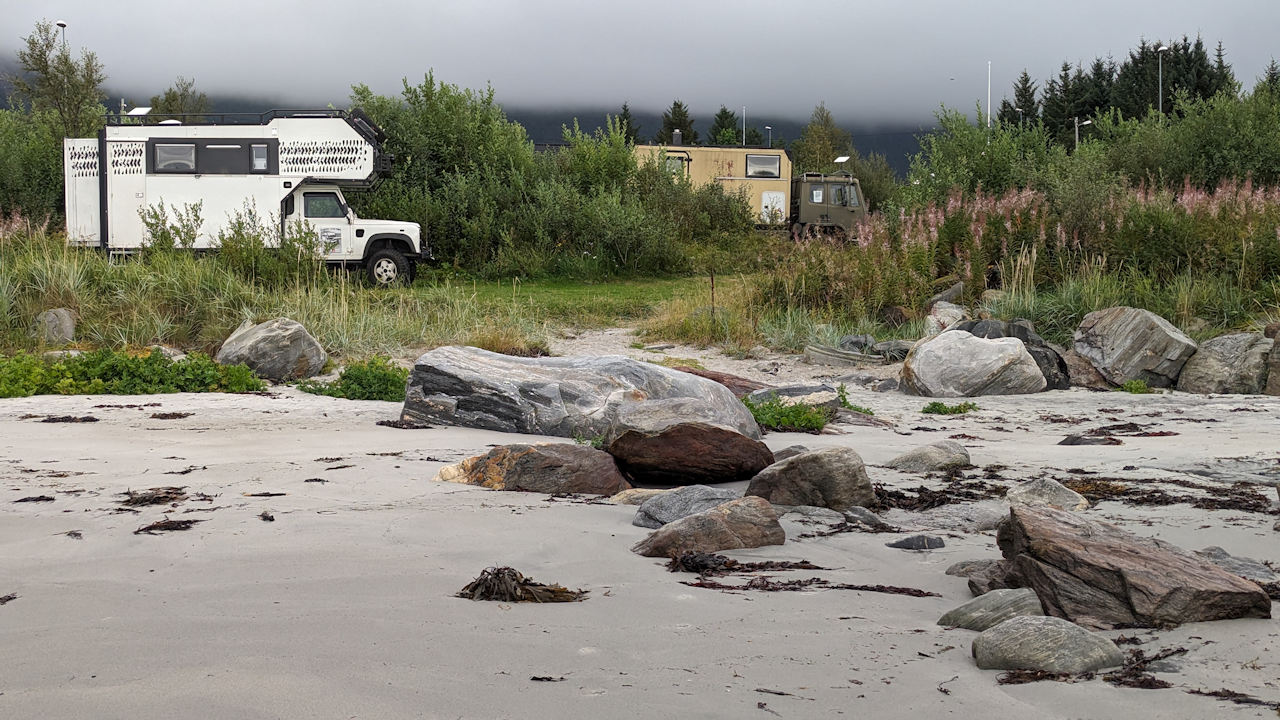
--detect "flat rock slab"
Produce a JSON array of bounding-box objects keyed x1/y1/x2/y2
[
  {"x1": 886, "y1": 534, "x2": 945, "y2": 550},
  {"x1": 434, "y1": 443, "x2": 630, "y2": 495},
  {"x1": 972, "y1": 616, "x2": 1125, "y2": 673},
  {"x1": 631, "y1": 496, "x2": 785, "y2": 558},
  {"x1": 745, "y1": 447, "x2": 874, "y2": 511},
  {"x1": 632, "y1": 485, "x2": 741, "y2": 529},
  {"x1": 401, "y1": 347, "x2": 759, "y2": 440},
  {"x1": 939, "y1": 588, "x2": 1044, "y2": 631},
  {"x1": 1195, "y1": 546, "x2": 1278, "y2": 584},
  {"x1": 1005, "y1": 477, "x2": 1089, "y2": 511},
  {"x1": 994, "y1": 505, "x2": 1271, "y2": 628}
]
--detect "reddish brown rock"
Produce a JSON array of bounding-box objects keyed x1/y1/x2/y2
[
  {"x1": 435, "y1": 443, "x2": 630, "y2": 495},
  {"x1": 605, "y1": 399, "x2": 774, "y2": 485},
  {"x1": 671, "y1": 366, "x2": 771, "y2": 398},
  {"x1": 994, "y1": 506, "x2": 1271, "y2": 628},
  {"x1": 631, "y1": 496, "x2": 784, "y2": 557},
  {"x1": 1062, "y1": 349, "x2": 1112, "y2": 390}
]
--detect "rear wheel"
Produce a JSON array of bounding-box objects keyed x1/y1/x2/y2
[{"x1": 367, "y1": 248, "x2": 409, "y2": 286}]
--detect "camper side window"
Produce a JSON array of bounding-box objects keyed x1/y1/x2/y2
[
  {"x1": 809, "y1": 184, "x2": 824, "y2": 204},
  {"x1": 304, "y1": 193, "x2": 345, "y2": 218},
  {"x1": 745, "y1": 154, "x2": 780, "y2": 178},
  {"x1": 155, "y1": 144, "x2": 195, "y2": 172},
  {"x1": 251, "y1": 145, "x2": 268, "y2": 172}
]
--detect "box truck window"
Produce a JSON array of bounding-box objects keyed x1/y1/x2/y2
[
  {"x1": 745, "y1": 154, "x2": 780, "y2": 178},
  {"x1": 304, "y1": 193, "x2": 345, "y2": 218},
  {"x1": 251, "y1": 145, "x2": 268, "y2": 172},
  {"x1": 156, "y1": 144, "x2": 195, "y2": 172}
]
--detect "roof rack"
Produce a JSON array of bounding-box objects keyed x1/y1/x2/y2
[{"x1": 105, "y1": 108, "x2": 352, "y2": 126}]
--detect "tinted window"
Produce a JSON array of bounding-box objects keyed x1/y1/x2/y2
[
  {"x1": 304, "y1": 193, "x2": 345, "y2": 218},
  {"x1": 251, "y1": 145, "x2": 268, "y2": 172},
  {"x1": 745, "y1": 154, "x2": 780, "y2": 178},
  {"x1": 155, "y1": 144, "x2": 195, "y2": 172}
]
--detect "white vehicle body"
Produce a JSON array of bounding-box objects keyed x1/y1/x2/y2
[{"x1": 64, "y1": 110, "x2": 424, "y2": 283}]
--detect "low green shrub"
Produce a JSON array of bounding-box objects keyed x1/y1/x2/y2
[
  {"x1": 921, "y1": 400, "x2": 979, "y2": 415},
  {"x1": 836, "y1": 384, "x2": 874, "y2": 415},
  {"x1": 296, "y1": 356, "x2": 409, "y2": 401},
  {"x1": 0, "y1": 348, "x2": 264, "y2": 398},
  {"x1": 742, "y1": 393, "x2": 830, "y2": 433},
  {"x1": 1118, "y1": 379, "x2": 1153, "y2": 394}
]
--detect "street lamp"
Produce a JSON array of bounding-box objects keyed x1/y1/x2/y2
[
  {"x1": 1157, "y1": 45, "x2": 1170, "y2": 115},
  {"x1": 55, "y1": 19, "x2": 67, "y2": 45},
  {"x1": 1074, "y1": 117, "x2": 1092, "y2": 148},
  {"x1": 1014, "y1": 106, "x2": 1024, "y2": 127},
  {"x1": 765, "y1": 125, "x2": 772, "y2": 147}
]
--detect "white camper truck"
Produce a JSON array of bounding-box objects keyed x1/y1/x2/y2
[{"x1": 64, "y1": 109, "x2": 425, "y2": 284}]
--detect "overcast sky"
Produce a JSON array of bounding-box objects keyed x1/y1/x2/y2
[{"x1": 3, "y1": 0, "x2": 1277, "y2": 125}]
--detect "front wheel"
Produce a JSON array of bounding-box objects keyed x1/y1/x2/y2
[{"x1": 366, "y1": 248, "x2": 409, "y2": 286}]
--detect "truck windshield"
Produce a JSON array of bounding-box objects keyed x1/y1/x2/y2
[
  {"x1": 304, "y1": 193, "x2": 345, "y2": 218},
  {"x1": 831, "y1": 184, "x2": 847, "y2": 207}
]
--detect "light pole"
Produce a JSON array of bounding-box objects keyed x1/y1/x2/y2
[
  {"x1": 765, "y1": 125, "x2": 772, "y2": 147},
  {"x1": 55, "y1": 19, "x2": 67, "y2": 45},
  {"x1": 1074, "y1": 117, "x2": 1092, "y2": 148},
  {"x1": 1157, "y1": 45, "x2": 1170, "y2": 115},
  {"x1": 1014, "y1": 106, "x2": 1024, "y2": 128}
]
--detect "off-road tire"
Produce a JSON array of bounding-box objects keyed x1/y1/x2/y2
[{"x1": 367, "y1": 248, "x2": 409, "y2": 286}]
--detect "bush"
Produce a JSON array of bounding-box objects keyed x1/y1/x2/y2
[
  {"x1": 742, "y1": 393, "x2": 830, "y2": 433},
  {"x1": 921, "y1": 401, "x2": 978, "y2": 415},
  {"x1": 0, "y1": 348, "x2": 264, "y2": 398},
  {"x1": 296, "y1": 356, "x2": 409, "y2": 401}
]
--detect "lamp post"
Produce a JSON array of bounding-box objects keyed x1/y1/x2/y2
[
  {"x1": 1014, "y1": 106, "x2": 1024, "y2": 128},
  {"x1": 1157, "y1": 45, "x2": 1170, "y2": 115},
  {"x1": 55, "y1": 19, "x2": 67, "y2": 45},
  {"x1": 1074, "y1": 117, "x2": 1092, "y2": 148},
  {"x1": 765, "y1": 125, "x2": 772, "y2": 147}
]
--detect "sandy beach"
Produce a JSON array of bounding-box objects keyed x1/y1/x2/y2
[{"x1": 2, "y1": 332, "x2": 1278, "y2": 719}]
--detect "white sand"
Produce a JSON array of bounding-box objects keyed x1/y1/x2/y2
[{"x1": 2, "y1": 333, "x2": 1278, "y2": 719}]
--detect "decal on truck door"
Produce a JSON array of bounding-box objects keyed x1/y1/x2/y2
[{"x1": 319, "y1": 227, "x2": 342, "y2": 254}]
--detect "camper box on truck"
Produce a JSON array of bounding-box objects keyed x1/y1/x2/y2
[{"x1": 64, "y1": 109, "x2": 425, "y2": 284}]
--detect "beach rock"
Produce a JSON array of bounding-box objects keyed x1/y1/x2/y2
[
  {"x1": 631, "y1": 496, "x2": 784, "y2": 558},
  {"x1": 1006, "y1": 478, "x2": 1089, "y2": 511},
  {"x1": 745, "y1": 447, "x2": 874, "y2": 511},
  {"x1": 41, "y1": 350, "x2": 83, "y2": 361},
  {"x1": 31, "y1": 308, "x2": 75, "y2": 345},
  {"x1": 1073, "y1": 307, "x2": 1197, "y2": 388},
  {"x1": 993, "y1": 505, "x2": 1271, "y2": 628},
  {"x1": 745, "y1": 384, "x2": 841, "y2": 412},
  {"x1": 901, "y1": 331, "x2": 1046, "y2": 397},
  {"x1": 949, "y1": 319, "x2": 1069, "y2": 390},
  {"x1": 1268, "y1": 338, "x2": 1280, "y2": 396},
  {"x1": 946, "y1": 558, "x2": 1003, "y2": 578},
  {"x1": 1265, "y1": 322, "x2": 1279, "y2": 339},
  {"x1": 872, "y1": 339, "x2": 915, "y2": 362},
  {"x1": 1176, "y1": 333, "x2": 1272, "y2": 394},
  {"x1": 779, "y1": 505, "x2": 846, "y2": 524},
  {"x1": 1194, "y1": 546, "x2": 1278, "y2": 584},
  {"x1": 604, "y1": 399, "x2": 774, "y2": 485},
  {"x1": 883, "y1": 500, "x2": 1009, "y2": 535},
  {"x1": 402, "y1": 346, "x2": 759, "y2": 440},
  {"x1": 632, "y1": 485, "x2": 741, "y2": 529},
  {"x1": 671, "y1": 366, "x2": 769, "y2": 398},
  {"x1": 885, "y1": 439, "x2": 970, "y2": 472},
  {"x1": 1063, "y1": 349, "x2": 1113, "y2": 390},
  {"x1": 842, "y1": 506, "x2": 893, "y2": 530},
  {"x1": 770, "y1": 445, "x2": 811, "y2": 463},
  {"x1": 968, "y1": 559, "x2": 1014, "y2": 596},
  {"x1": 215, "y1": 317, "x2": 326, "y2": 382},
  {"x1": 926, "y1": 281, "x2": 964, "y2": 309},
  {"x1": 939, "y1": 588, "x2": 1045, "y2": 631},
  {"x1": 838, "y1": 333, "x2": 876, "y2": 352},
  {"x1": 609, "y1": 488, "x2": 669, "y2": 505},
  {"x1": 886, "y1": 534, "x2": 945, "y2": 550},
  {"x1": 924, "y1": 301, "x2": 968, "y2": 336},
  {"x1": 972, "y1": 616, "x2": 1125, "y2": 673},
  {"x1": 434, "y1": 443, "x2": 630, "y2": 495}
]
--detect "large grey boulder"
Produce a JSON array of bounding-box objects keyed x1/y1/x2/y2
[
  {"x1": 603, "y1": 398, "x2": 774, "y2": 485},
  {"x1": 215, "y1": 317, "x2": 326, "y2": 382},
  {"x1": 631, "y1": 496, "x2": 785, "y2": 558},
  {"x1": 993, "y1": 505, "x2": 1271, "y2": 628},
  {"x1": 948, "y1": 319, "x2": 1069, "y2": 390},
  {"x1": 401, "y1": 347, "x2": 759, "y2": 440},
  {"x1": 745, "y1": 446, "x2": 875, "y2": 511},
  {"x1": 632, "y1": 485, "x2": 741, "y2": 529},
  {"x1": 924, "y1": 300, "x2": 968, "y2": 337},
  {"x1": 1073, "y1": 307, "x2": 1197, "y2": 388},
  {"x1": 32, "y1": 308, "x2": 75, "y2": 345},
  {"x1": 433, "y1": 443, "x2": 630, "y2": 496},
  {"x1": 938, "y1": 588, "x2": 1044, "y2": 631},
  {"x1": 902, "y1": 331, "x2": 1046, "y2": 397},
  {"x1": 1176, "y1": 332, "x2": 1272, "y2": 394},
  {"x1": 972, "y1": 616, "x2": 1125, "y2": 673},
  {"x1": 885, "y1": 439, "x2": 970, "y2": 472}
]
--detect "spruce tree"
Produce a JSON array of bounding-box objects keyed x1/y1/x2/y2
[
  {"x1": 791, "y1": 102, "x2": 852, "y2": 173},
  {"x1": 708, "y1": 105, "x2": 739, "y2": 145},
  {"x1": 997, "y1": 70, "x2": 1039, "y2": 125},
  {"x1": 1255, "y1": 59, "x2": 1280, "y2": 96},
  {"x1": 654, "y1": 100, "x2": 698, "y2": 145},
  {"x1": 616, "y1": 102, "x2": 641, "y2": 144}
]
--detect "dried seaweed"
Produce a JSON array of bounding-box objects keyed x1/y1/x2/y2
[
  {"x1": 996, "y1": 669, "x2": 1075, "y2": 685},
  {"x1": 530, "y1": 676, "x2": 565, "y2": 682},
  {"x1": 1062, "y1": 476, "x2": 1276, "y2": 514},
  {"x1": 681, "y1": 576, "x2": 938, "y2": 597},
  {"x1": 1103, "y1": 646, "x2": 1187, "y2": 689},
  {"x1": 376, "y1": 419, "x2": 432, "y2": 430},
  {"x1": 0, "y1": 592, "x2": 17, "y2": 605},
  {"x1": 1186, "y1": 688, "x2": 1280, "y2": 711},
  {"x1": 868, "y1": 478, "x2": 1006, "y2": 512},
  {"x1": 244, "y1": 492, "x2": 286, "y2": 497},
  {"x1": 38, "y1": 415, "x2": 99, "y2": 423},
  {"x1": 795, "y1": 520, "x2": 902, "y2": 538},
  {"x1": 259, "y1": 511, "x2": 275, "y2": 522},
  {"x1": 149, "y1": 412, "x2": 193, "y2": 420},
  {"x1": 15, "y1": 495, "x2": 54, "y2": 503},
  {"x1": 134, "y1": 518, "x2": 203, "y2": 534},
  {"x1": 121, "y1": 486, "x2": 188, "y2": 506},
  {"x1": 665, "y1": 551, "x2": 827, "y2": 576},
  {"x1": 163, "y1": 465, "x2": 205, "y2": 475},
  {"x1": 457, "y1": 567, "x2": 587, "y2": 603}
]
